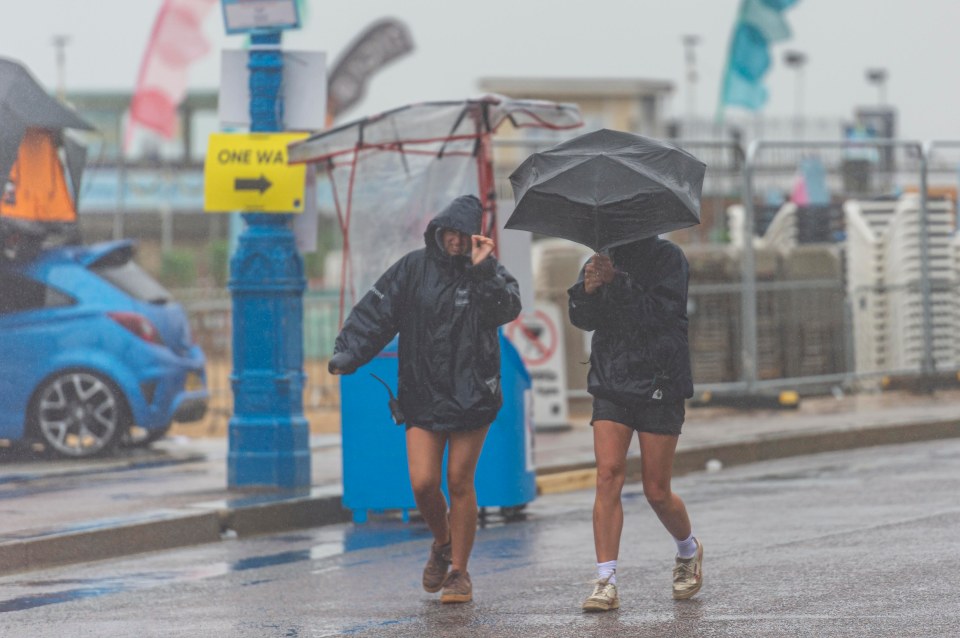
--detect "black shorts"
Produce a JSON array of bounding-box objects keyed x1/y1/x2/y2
[
  {"x1": 590, "y1": 396, "x2": 685, "y2": 436},
  {"x1": 405, "y1": 421, "x2": 491, "y2": 434}
]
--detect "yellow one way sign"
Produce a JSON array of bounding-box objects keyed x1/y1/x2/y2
[{"x1": 204, "y1": 132, "x2": 308, "y2": 213}]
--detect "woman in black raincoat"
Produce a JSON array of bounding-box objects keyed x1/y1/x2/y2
[
  {"x1": 328, "y1": 194, "x2": 521, "y2": 603},
  {"x1": 568, "y1": 236, "x2": 702, "y2": 612}
]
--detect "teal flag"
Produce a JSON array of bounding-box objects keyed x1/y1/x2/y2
[
  {"x1": 295, "y1": 0, "x2": 309, "y2": 24},
  {"x1": 717, "y1": 0, "x2": 801, "y2": 117}
]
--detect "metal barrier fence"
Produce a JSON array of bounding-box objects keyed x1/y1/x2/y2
[
  {"x1": 733, "y1": 139, "x2": 960, "y2": 395},
  {"x1": 178, "y1": 289, "x2": 342, "y2": 433},
  {"x1": 493, "y1": 136, "x2": 960, "y2": 399},
  {"x1": 176, "y1": 135, "x2": 960, "y2": 426}
]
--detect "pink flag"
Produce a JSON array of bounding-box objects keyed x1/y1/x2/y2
[
  {"x1": 790, "y1": 172, "x2": 809, "y2": 207},
  {"x1": 125, "y1": 0, "x2": 218, "y2": 150}
]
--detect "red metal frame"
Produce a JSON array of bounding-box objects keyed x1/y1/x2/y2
[{"x1": 293, "y1": 99, "x2": 582, "y2": 326}]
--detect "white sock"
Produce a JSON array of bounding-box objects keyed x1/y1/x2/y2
[
  {"x1": 596, "y1": 560, "x2": 617, "y2": 584},
  {"x1": 676, "y1": 533, "x2": 698, "y2": 559}
]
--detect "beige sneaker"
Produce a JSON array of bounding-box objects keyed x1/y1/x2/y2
[
  {"x1": 422, "y1": 540, "x2": 451, "y2": 593},
  {"x1": 582, "y1": 575, "x2": 619, "y2": 612},
  {"x1": 440, "y1": 569, "x2": 472, "y2": 603},
  {"x1": 672, "y1": 538, "x2": 703, "y2": 600}
]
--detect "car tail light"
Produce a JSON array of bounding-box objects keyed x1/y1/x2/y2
[{"x1": 108, "y1": 312, "x2": 164, "y2": 346}]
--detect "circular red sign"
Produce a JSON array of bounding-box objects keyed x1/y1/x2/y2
[{"x1": 506, "y1": 309, "x2": 559, "y2": 367}]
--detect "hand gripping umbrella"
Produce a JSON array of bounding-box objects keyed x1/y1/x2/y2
[{"x1": 506, "y1": 129, "x2": 706, "y2": 252}]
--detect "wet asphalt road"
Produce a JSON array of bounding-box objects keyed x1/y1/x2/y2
[{"x1": 1, "y1": 438, "x2": 958, "y2": 637}]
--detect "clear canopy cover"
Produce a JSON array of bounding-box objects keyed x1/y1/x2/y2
[{"x1": 288, "y1": 96, "x2": 582, "y2": 310}]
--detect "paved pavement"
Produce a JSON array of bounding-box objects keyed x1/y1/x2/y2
[
  {"x1": 4, "y1": 437, "x2": 959, "y2": 637},
  {"x1": 0, "y1": 388, "x2": 958, "y2": 576}
]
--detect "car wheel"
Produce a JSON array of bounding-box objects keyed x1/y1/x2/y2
[{"x1": 32, "y1": 371, "x2": 126, "y2": 458}]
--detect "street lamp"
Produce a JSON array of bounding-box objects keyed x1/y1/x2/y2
[
  {"x1": 681, "y1": 34, "x2": 701, "y2": 135},
  {"x1": 51, "y1": 34, "x2": 70, "y2": 101},
  {"x1": 783, "y1": 50, "x2": 807, "y2": 140},
  {"x1": 865, "y1": 68, "x2": 888, "y2": 106}
]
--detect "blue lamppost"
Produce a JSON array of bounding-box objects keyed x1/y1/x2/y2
[{"x1": 220, "y1": 2, "x2": 310, "y2": 489}]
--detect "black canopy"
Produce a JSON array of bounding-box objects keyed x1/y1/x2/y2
[
  {"x1": 0, "y1": 57, "x2": 95, "y2": 192},
  {"x1": 507, "y1": 129, "x2": 706, "y2": 252}
]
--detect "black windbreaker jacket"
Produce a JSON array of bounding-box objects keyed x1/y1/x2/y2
[
  {"x1": 567, "y1": 237, "x2": 694, "y2": 406},
  {"x1": 330, "y1": 195, "x2": 522, "y2": 431}
]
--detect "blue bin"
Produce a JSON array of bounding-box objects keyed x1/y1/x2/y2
[{"x1": 340, "y1": 332, "x2": 535, "y2": 523}]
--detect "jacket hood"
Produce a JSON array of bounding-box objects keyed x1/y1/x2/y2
[
  {"x1": 424, "y1": 194, "x2": 483, "y2": 252},
  {"x1": 610, "y1": 235, "x2": 658, "y2": 261}
]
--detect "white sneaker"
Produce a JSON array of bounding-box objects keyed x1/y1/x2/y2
[
  {"x1": 672, "y1": 538, "x2": 703, "y2": 600},
  {"x1": 582, "y1": 574, "x2": 620, "y2": 612}
]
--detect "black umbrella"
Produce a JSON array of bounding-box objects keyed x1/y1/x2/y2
[{"x1": 506, "y1": 129, "x2": 706, "y2": 252}]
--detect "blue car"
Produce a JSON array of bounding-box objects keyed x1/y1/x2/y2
[{"x1": 0, "y1": 240, "x2": 208, "y2": 458}]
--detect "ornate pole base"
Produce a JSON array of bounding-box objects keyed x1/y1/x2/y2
[{"x1": 228, "y1": 213, "x2": 311, "y2": 489}]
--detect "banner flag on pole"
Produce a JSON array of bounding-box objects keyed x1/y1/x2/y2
[
  {"x1": 124, "y1": 0, "x2": 218, "y2": 152},
  {"x1": 326, "y1": 18, "x2": 415, "y2": 123},
  {"x1": 717, "y1": 0, "x2": 801, "y2": 119}
]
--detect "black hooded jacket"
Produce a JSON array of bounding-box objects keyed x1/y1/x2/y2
[
  {"x1": 329, "y1": 195, "x2": 522, "y2": 431},
  {"x1": 567, "y1": 237, "x2": 694, "y2": 406}
]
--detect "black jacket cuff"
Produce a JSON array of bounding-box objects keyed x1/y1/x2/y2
[
  {"x1": 465, "y1": 257, "x2": 497, "y2": 280},
  {"x1": 329, "y1": 352, "x2": 357, "y2": 374}
]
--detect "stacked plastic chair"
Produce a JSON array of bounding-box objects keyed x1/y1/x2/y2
[{"x1": 844, "y1": 194, "x2": 957, "y2": 378}]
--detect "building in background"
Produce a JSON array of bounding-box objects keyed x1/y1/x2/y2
[
  {"x1": 65, "y1": 90, "x2": 223, "y2": 284},
  {"x1": 478, "y1": 76, "x2": 674, "y2": 137},
  {"x1": 60, "y1": 85, "x2": 908, "y2": 286},
  {"x1": 68, "y1": 90, "x2": 218, "y2": 164}
]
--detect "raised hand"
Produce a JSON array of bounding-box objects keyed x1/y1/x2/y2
[{"x1": 471, "y1": 235, "x2": 495, "y2": 265}]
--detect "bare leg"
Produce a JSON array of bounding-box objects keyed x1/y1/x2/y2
[
  {"x1": 592, "y1": 420, "x2": 635, "y2": 563},
  {"x1": 637, "y1": 431, "x2": 692, "y2": 541},
  {"x1": 445, "y1": 425, "x2": 490, "y2": 572},
  {"x1": 406, "y1": 426, "x2": 450, "y2": 545}
]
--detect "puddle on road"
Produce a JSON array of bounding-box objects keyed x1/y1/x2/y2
[
  {"x1": 0, "y1": 572, "x2": 175, "y2": 613},
  {"x1": 0, "y1": 585, "x2": 125, "y2": 612},
  {"x1": 0, "y1": 521, "x2": 435, "y2": 614}
]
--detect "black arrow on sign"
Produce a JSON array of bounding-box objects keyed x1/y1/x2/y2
[{"x1": 234, "y1": 175, "x2": 273, "y2": 194}]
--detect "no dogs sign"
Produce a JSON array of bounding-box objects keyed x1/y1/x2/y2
[{"x1": 506, "y1": 302, "x2": 569, "y2": 430}]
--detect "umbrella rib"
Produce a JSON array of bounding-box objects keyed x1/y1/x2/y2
[{"x1": 593, "y1": 206, "x2": 601, "y2": 253}]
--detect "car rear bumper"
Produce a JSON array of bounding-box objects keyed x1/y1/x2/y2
[
  {"x1": 129, "y1": 345, "x2": 209, "y2": 431},
  {"x1": 172, "y1": 393, "x2": 208, "y2": 423}
]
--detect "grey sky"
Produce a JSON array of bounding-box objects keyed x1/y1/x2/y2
[{"x1": 2, "y1": 0, "x2": 958, "y2": 140}]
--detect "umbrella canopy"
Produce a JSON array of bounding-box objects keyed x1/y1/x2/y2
[{"x1": 506, "y1": 129, "x2": 706, "y2": 252}]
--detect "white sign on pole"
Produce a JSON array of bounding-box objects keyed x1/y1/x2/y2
[
  {"x1": 222, "y1": 0, "x2": 300, "y2": 34},
  {"x1": 293, "y1": 164, "x2": 319, "y2": 253},
  {"x1": 505, "y1": 301, "x2": 570, "y2": 430},
  {"x1": 219, "y1": 50, "x2": 327, "y2": 132}
]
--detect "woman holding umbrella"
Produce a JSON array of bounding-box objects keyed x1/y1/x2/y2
[
  {"x1": 569, "y1": 240, "x2": 701, "y2": 611},
  {"x1": 506, "y1": 129, "x2": 706, "y2": 611},
  {"x1": 328, "y1": 194, "x2": 521, "y2": 604}
]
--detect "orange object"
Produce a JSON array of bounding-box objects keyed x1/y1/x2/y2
[{"x1": 0, "y1": 128, "x2": 76, "y2": 223}]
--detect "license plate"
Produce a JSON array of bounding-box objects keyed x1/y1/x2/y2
[{"x1": 185, "y1": 372, "x2": 204, "y2": 391}]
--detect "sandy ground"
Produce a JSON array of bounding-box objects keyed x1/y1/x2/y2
[
  {"x1": 170, "y1": 406, "x2": 342, "y2": 438},
  {"x1": 170, "y1": 357, "x2": 342, "y2": 437}
]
